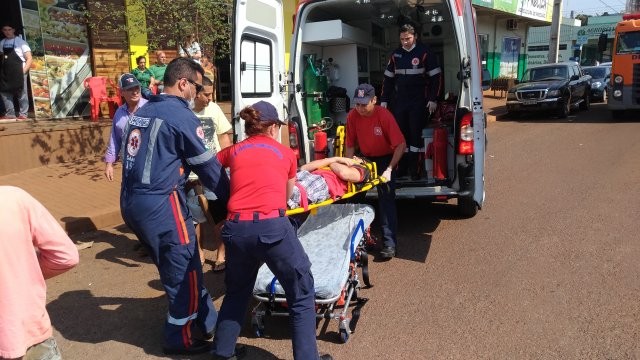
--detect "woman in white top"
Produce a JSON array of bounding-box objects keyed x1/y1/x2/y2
[
  {"x1": 0, "y1": 23, "x2": 32, "y2": 120},
  {"x1": 178, "y1": 33, "x2": 202, "y2": 64}
]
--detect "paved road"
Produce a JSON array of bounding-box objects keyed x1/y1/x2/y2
[{"x1": 47, "y1": 102, "x2": 640, "y2": 359}]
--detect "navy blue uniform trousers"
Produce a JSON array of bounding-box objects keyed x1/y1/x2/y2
[
  {"x1": 369, "y1": 155, "x2": 398, "y2": 249},
  {"x1": 121, "y1": 191, "x2": 217, "y2": 349},
  {"x1": 214, "y1": 216, "x2": 319, "y2": 359}
]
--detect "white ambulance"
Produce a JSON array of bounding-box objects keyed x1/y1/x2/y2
[{"x1": 231, "y1": 0, "x2": 486, "y2": 217}]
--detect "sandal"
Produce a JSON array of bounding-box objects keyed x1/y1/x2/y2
[{"x1": 212, "y1": 260, "x2": 226, "y2": 272}]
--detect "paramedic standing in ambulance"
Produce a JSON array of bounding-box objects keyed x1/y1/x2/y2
[
  {"x1": 380, "y1": 23, "x2": 441, "y2": 180},
  {"x1": 345, "y1": 84, "x2": 406, "y2": 259},
  {"x1": 213, "y1": 101, "x2": 332, "y2": 360},
  {"x1": 119, "y1": 57, "x2": 230, "y2": 356}
]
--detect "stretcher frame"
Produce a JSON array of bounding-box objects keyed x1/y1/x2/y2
[{"x1": 251, "y1": 204, "x2": 374, "y2": 343}]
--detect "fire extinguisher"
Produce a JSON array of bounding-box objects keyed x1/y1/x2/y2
[
  {"x1": 432, "y1": 126, "x2": 448, "y2": 181},
  {"x1": 314, "y1": 130, "x2": 328, "y2": 160}
]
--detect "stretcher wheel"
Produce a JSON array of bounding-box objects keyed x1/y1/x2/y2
[
  {"x1": 349, "y1": 308, "x2": 361, "y2": 332},
  {"x1": 359, "y1": 249, "x2": 371, "y2": 287},
  {"x1": 339, "y1": 328, "x2": 350, "y2": 343}
]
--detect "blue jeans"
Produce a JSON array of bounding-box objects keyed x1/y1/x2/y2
[
  {"x1": 369, "y1": 155, "x2": 398, "y2": 249},
  {"x1": 1, "y1": 73, "x2": 29, "y2": 117}
]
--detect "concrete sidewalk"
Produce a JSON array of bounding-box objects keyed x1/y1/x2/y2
[{"x1": 0, "y1": 96, "x2": 506, "y2": 236}]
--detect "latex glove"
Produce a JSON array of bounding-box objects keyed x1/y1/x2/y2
[
  {"x1": 381, "y1": 167, "x2": 392, "y2": 182},
  {"x1": 380, "y1": 102, "x2": 388, "y2": 108},
  {"x1": 427, "y1": 101, "x2": 438, "y2": 114}
]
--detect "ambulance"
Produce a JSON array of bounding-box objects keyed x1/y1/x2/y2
[{"x1": 231, "y1": 0, "x2": 486, "y2": 217}]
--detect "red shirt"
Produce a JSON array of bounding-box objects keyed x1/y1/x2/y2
[
  {"x1": 314, "y1": 168, "x2": 347, "y2": 199},
  {"x1": 217, "y1": 135, "x2": 297, "y2": 214},
  {"x1": 345, "y1": 106, "x2": 405, "y2": 157}
]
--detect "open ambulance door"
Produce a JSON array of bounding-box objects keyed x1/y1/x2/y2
[
  {"x1": 462, "y1": 0, "x2": 486, "y2": 208},
  {"x1": 232, "y1": 0, "x2": 286, "y2": 141}
]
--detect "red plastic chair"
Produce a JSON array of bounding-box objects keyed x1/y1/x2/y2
[{"x1": 83, "y1": 76, "x2": 121, "y2": 121}]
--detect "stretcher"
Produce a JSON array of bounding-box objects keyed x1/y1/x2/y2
[
  {"x1": 252, "y1": 203, "x2": 375, "y2": 343},
  {"x1": 286, "y1": 126, "x2": 385, "y2": 216}
]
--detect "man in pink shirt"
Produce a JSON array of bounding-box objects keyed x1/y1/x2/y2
[{"x1": 0, "y1": 186, "x2": 79, "y2": 360}]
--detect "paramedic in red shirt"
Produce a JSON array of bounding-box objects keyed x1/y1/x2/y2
[
  {"x1": 213, "y1": 101, "x2": 333, "y2": 360},
  {"x1": 345, "y1": 83, "x2": 406, "y2": 259}
]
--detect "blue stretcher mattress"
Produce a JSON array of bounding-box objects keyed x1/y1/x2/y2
[{"x1": 253, "y1": 203, "x2": 375, "y2": 301}]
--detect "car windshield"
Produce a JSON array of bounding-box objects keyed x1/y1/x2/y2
[
  {"x1": 616, "y1": 31, "x2": 640, "y2": 54},
  {"x1": 583, "y1": 67, "x2": 607, "y2": 78},
  {"x1": 522, "y1": 66, "x2": 568, "y2": 82}
]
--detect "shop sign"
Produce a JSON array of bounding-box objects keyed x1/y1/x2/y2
[
  {"x1": 516, "y1": 0, "x2": 552, "y2": 22},
  {"x1": 474, "y1": 0, "x2": 553, "y2": 22},
  {"x1": 576, "y1": 25, "x2": 616, "y2": 40},
  {"x1": 576, "y1": 34, "x2": 589, "y2": 45}
]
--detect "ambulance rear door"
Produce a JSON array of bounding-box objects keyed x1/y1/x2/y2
[
  {"x1": 232, "y1": 0, "x2": 286, "y2": 141},
  {"x1": 461, "y1": 0, "x2": 486, "y2": 208}
]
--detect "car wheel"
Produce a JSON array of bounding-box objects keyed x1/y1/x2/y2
[
  {"x1": 458, "y1": 196, "x2": 478, "y2": 218},
  {"x1": 580, "y1": 92, "x2": 590, "y2": 111},
  {"x1": 558, "y1": 96, "x2": 570, "y2": 118}
]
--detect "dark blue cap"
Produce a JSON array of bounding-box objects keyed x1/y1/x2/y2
[
  {"x1": 119, "y1": 73, "x2": 141, "y2": 90},
  {"x1": 353, "y1": 83, "x2": 375, "y2": 104},
  {"x1": 252, "y1": 101, "x2": 285, "y2": 124}
]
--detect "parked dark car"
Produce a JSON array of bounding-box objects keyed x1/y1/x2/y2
[
  {"x1": 506, "y1": 63, "x2": 592, "y2": 118},
  {"x1": 582, "y1": 65, "x2": 611, "y2": 102}
]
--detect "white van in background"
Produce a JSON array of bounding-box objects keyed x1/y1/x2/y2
[{"x1": 232, "y1": 0, "x2": 486, "y2": 217}]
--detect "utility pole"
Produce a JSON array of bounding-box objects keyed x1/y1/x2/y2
[{"x1": 548, "y1": 0, "x2": 563, "y2": 63}]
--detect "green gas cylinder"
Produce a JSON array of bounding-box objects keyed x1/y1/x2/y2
[{"x1": 303, "y1": 54, "x2": 329, "y2": 131}]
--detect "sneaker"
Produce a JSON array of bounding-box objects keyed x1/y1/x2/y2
[
  {"x1": 380, "y1": 246, "x2": 396, "y2": 259},
  {"x1": 17, "y1": 115, "x2": 28, "y2": 120}
]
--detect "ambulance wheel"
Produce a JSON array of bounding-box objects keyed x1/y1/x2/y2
[
  {"x1": 339, "y1": 328, "x2": 350, "y2": 343},
  {"x1": 458, "y1": 196, "x2": 478, "y2": 218}
]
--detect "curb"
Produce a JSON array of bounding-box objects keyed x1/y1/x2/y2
[{"x1": 62, "y1": 208, "x2": 123, "y2": 236}]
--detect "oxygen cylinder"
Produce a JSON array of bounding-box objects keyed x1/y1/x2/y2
[
  {"x1": 314, "y1": 130, "x2": 328, "y2": 160},
  {"x1": 303, "y1": 54, "x2": 329, "y2": 130},
  {"x1": 432, "y1": 127, "x2": 448, "y2": 181}
]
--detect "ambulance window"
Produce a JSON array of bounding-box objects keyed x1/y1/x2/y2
[{"x1": 240, "y1": 37, "x2": 273, "y2": 96}]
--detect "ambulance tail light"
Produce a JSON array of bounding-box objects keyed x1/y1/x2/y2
[
  {"x1": 288, "y1": 121, "x2": 301, "y2": 159},
  {"x1": 458, "y1": 113, "x2": 474, "y2": 155}
]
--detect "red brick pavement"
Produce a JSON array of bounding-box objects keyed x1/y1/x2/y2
[{"x1": 0, "y1": 98, "x2": 505, "y2": 236}]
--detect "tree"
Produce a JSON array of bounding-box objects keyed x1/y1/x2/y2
[{"x1": 86, "y1": 0, "x2": 232, "y2": 59}]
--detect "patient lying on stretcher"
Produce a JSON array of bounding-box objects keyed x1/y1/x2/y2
[{"x1": 287, "y1": 156, "x2": 370, "y2": 209}]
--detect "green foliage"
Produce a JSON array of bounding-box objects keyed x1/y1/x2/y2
[{"x1": 85, "y1": 0, "x2": 232, "y2": 59}]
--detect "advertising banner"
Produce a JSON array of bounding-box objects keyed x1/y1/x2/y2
[
  {"x1": 22, "y1": 0, "x2": 92, "y2": 119},
  {"x1": 576, "y1": 24, "x2": 616, "y2": 39},
  {"x1": 500, "y1": 37, "x2": 521, "y2": 77}
]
